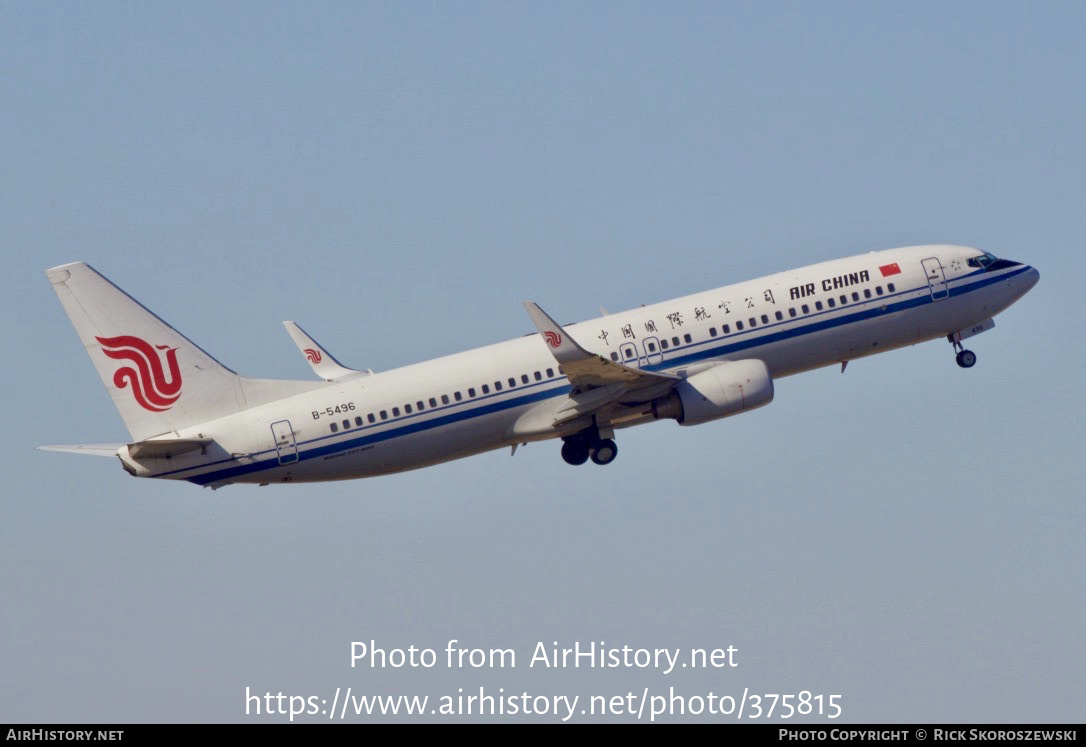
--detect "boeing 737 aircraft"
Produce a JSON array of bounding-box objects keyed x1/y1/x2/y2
[{"x1": 41, "y1": 245, "x2": 1038, "y2": 488}]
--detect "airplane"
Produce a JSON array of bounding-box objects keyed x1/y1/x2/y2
[{"x1": 40, "y1": 245, "x2": 1038, "y2": 488}]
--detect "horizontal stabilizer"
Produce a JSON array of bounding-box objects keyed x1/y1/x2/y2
[
  {"x1": 126, "y1": 438, "x2": 213, "y2": 460},
  {"x1": 283, "y1": 321, "x2": 373, "y2": 381},
  {"x1": 38, "y1": 443, "x2": 124, "y2": 457}
]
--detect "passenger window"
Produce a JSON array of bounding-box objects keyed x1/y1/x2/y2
[
  {"x1": 748, "y1": 317, "x2": 756, "y2": 327},
  {"x1": 380, "y1": 410, "x2": 388, "y2": 420},
  {"x1": 864, "y1": 289, "x2": 872, "y2": 299},
  {"x1": 441, "y1": 395, "x2": 449, "y2": 405},
  {"x1": 494, "y1": 382, "x2": 502, "y2": 391},
  {"x1": 683, "y1": 333, "x2": 692, "y2": 343},
  {"x1": 876, "y1": 286, "x2": 884, "y2": 296},
  {"x1": 775, "y1": 311, "x2": 783, "y2": 321},
  {"x1": 355, "y1": 416, "x2": 364, "y2": 426},
  {"x1": 521, "y1": 374, "x2": 529, "y2": 384},
  {"x1": 736, "y1": 321, "x2": 744, "y2": 331},
  {"x1": 761, "y1": 314, "x2": 769, "y2": 324},
  {"x1": 392, "y1": 407, "x2": 400, "y2": 417},
  {"x1": 368, "y1": 413, "x2": 376, "y2": 424},
  {"x1": 330, "y1": 422, "x2": 339, "y2": 433},
  {"x1": 546, "y1": 368, "x2": 554, "y2": 377},
  {"x1": 610, "y1": 352, "x2": 619, "y2": 361},
  {"x1": 840, "y1": 295, "x2": 847, "y2": 305},
  {"x1": 802, "y1": 304, "x2": 810, "y2": 314},
  {"x1": 404, "y1": 404, "x2": 412, "y2": 414},
  {"x1": 416, "y1": 401, "x2": 424, "y2": 410},
  {"x1": 534, "y1": 371, "x2": 542, "y2": 381},
  {"x1": 648, "y1": 341, "x2": 657, "y2": 351},
  {"x1": 888, "y1": 283, "x2": 896, "y2": 293},
  {"x1": 852, "y1": 292, "x2": 860, "y2": 301},
  {"x1": 342, "y1": 419, "x2": 350, "y2": 429},
  {"x1": 788, "y1": 309, "x2": 796, "y2": 318},
  {"x1": 672, "y1": 336, "x2": 680, "y2": 346},
  {"x1": 454, "y1": 392, "x2": 462, "y2": 402},
  {"x1": 723, "y1": 324, "x2": 731, "y2": 333},
  {"x1": 827, "y1": 298, "x2": 835, "y2": 308},
  {"x1": 467, "y1": 388, "x2": 476, "y2": 398},
  {"x1": 481, "y1": 384, "x2": 490, "y2": 394},
  {"x1": 815, "y1": 301, "x2": 823, "y2": 311},
  {"x1": 661, "y1": 339, "x2": 669, "y2": 349},
  {"x1": 709, "y1": 327, "x2": 717, "y2": 337},
  {"x1": 508, "y1": 378, "x2": 515, "y2": 387}
]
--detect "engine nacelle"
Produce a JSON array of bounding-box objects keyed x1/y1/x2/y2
[{"x1": 652, "y1": 359, "x2": 773, "y2": 426}]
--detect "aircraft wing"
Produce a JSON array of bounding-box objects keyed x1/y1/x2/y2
[
  {"x1": 523, "y1": 302, "x2": 679, "y2": 424},
  {"x1": 283, "y1": 321, "x2": 373, "y2": 381}
]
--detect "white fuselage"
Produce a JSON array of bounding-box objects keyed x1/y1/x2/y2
[{"x1": 121, "y1": 245, "x2": 1038, "y2": 487}]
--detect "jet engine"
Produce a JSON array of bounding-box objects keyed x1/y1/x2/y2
[{"x1": 652, "y1": 359, "x2": 773, "y2": 426}]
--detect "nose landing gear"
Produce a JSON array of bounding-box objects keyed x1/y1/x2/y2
[
  {"x1": 948, "y1": 334, "x2": 977, "y2": 368},
  {"x1": 955, "y1": 349, "x2": 977, "y2": 368}
]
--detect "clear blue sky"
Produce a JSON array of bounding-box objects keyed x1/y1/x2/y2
[{"x1": 2, "y1": 2, "x2": 1081, "y2": 722}]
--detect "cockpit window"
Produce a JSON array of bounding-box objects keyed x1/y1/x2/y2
[
  {"x1": 967, "y1": 252, "x2": 1000, "y2": 269},
  {"x1": 967, "y1": 251, "x2": 1021, "y2": 271}
]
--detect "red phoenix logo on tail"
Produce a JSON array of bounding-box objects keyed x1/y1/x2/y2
[
  {"x1": 96, "y1": 335, "x2": 183, "y2": 412},
  {"x1": 543, "y1": 330, "x2": 562, "y2": 348},
  {"x1": 304, "y1": 348, "x2": 322, "y2": 364}
]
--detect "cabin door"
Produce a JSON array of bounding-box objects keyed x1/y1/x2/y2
[
  {"x1": 270, "y1": 420, "x2": 299, "y2": 464},
  {"x1": 922, "y1": 257, "x2": 949, "y2": 300}
]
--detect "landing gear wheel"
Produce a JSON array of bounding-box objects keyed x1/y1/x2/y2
[
  {"x1": 956, "y1": 349, "x2": 977, "y2": 368},
  {"x1": 589, "y1": 438, "x2": 618, "y2": 466},
  {"x1": 561, "y1": 439, "x2": 589, "y2": 466}
]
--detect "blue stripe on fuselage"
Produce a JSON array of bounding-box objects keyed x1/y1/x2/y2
[{"x1": 184, "y1": 265, "x2": 1030, "y2": 485}]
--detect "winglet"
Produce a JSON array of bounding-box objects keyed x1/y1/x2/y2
[
  {"x1": 283, "y1": 321, "x2": 372, "y2": 381},
  {"x1": 522, "y1": 302, "x2": 595, "y2": 364}
]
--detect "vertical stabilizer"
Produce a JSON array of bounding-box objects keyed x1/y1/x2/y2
[{"x1": 46, "y1": 262, "x2": 318, "y2": 441}]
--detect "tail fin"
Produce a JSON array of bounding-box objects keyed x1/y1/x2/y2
[{"x1": 47, "y1": 262, "x2": 321, "y2": 441}]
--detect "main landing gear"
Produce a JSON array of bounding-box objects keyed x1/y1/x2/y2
[
  {"x1": 948, "y1": 334, "x2": 977, "y2": 369},
  {"x1": 560, "y1": 428, "x2": 618, "y2": 466}
]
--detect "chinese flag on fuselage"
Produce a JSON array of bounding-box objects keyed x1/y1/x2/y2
[{"x1": 879, "y1": 263, "x2": 902, "y2": 277}]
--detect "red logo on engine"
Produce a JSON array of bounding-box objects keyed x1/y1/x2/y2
[
  {"x1": 543, "y1": 330, "x2": 562, "y2": 348},
  {"x1": 96, "y1": 335, "x2": 182, "y2": 412},
  {"x1": 304, "y1": 348, "x2": 322, "y2": 364}
]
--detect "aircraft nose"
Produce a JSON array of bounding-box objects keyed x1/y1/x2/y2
[{"x1": 1020, "y1": 265, "x2": 1040, "y2": 293}]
